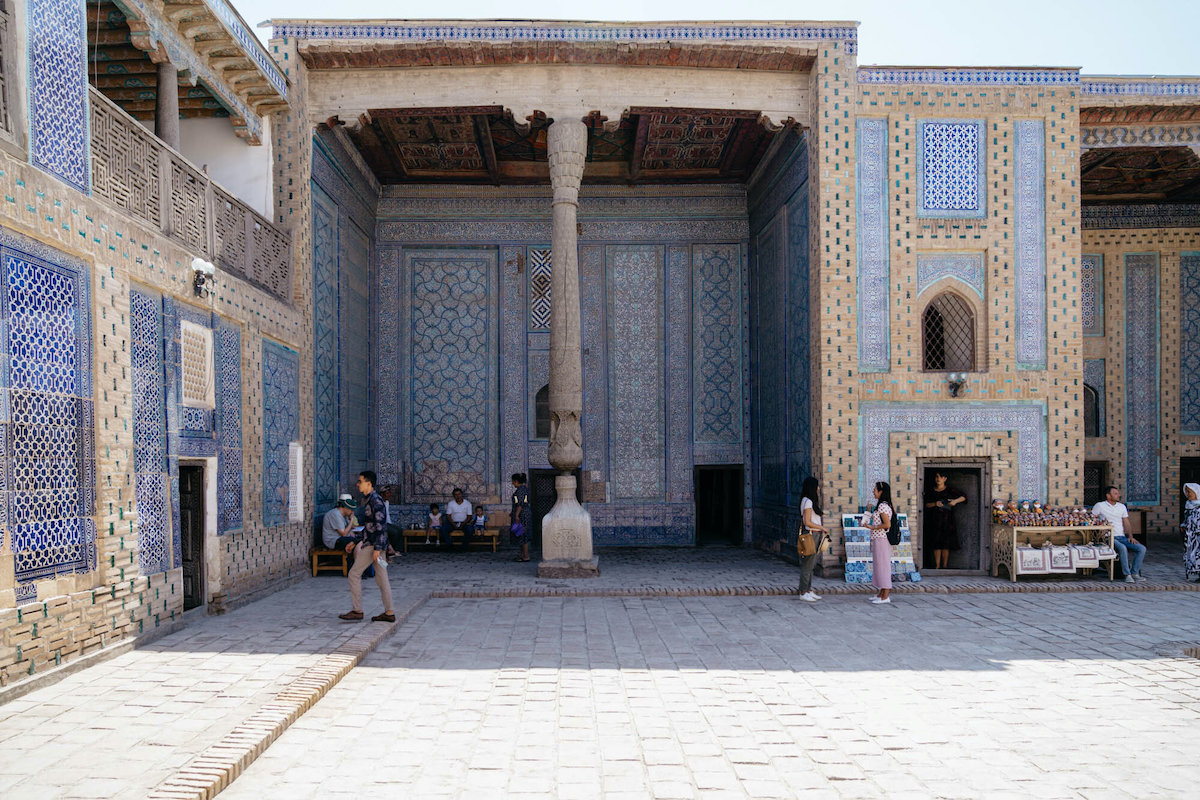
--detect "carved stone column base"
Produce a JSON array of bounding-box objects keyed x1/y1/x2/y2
[{"x1": 538, "y1": 475, "x2": 598, "y2": 578}]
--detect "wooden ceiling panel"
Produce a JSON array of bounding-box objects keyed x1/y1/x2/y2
[{"x1": 1081, "y1": 146, "x2": 1200, "y2": 204}]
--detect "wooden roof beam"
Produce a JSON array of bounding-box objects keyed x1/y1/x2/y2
[
  {"x1": 629, "y1": 113, "x2": 650, "y2": 183},
  {"x1": 473, "y1": 115, "x2": 500, "y2": 185}
]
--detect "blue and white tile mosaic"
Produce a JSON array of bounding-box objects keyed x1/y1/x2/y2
[
  {"x1": 1181, "y1": 253, "x2": 1200, "y2": 435},
  {"x1": 1081, "y1": 254, "x2": 1104, "y2": 336},
  {"x1": 27, "y1": 0, "x2": 90, "y2": 194},
  {"x1": 858, "y1": 401, "x2": 1047, "y2": 507},
  {"x1": 752, "y1": 217, "x2": 786, "y2": 506},
  {"x1": 916, "y1": 253, "x2": 984, "y2": 299},
  {"x1": 918, "y1": 120, "x2": 985, "y2": 219},
  {"x1": 607, "y1": 245, "x2": 665, "y2": 500},
  {"x1": 856, "y1": 118, "x2": 890, "y2": 371},
  {"x1": 312, "y1": 183, "x2": 340, "y2": 508},
  {"x1": 1124, "y1": 254, "x2": 1159, "y2": 505},
  {"x1": 785, "y1": 189, "x2": 811, "y2": 500},
  {"x1": 500, "y1": 245, "x2": 529, "y2": 485},
  {"x1": 1083, "y1": 358, "x2": 1107, "y2": 438},
  {"x1": 859, "y1": 68, "x2": 1079, "y2": 86},
  {"x1": 262, "y1": 339, "x2": 299, "y2": 525},
  {"x1": 216, "y1": 320, "x2": 243, "y2": 532},
  {"x1": 528, "y1": 248, "x2": 552, "y2": 331},
  {"x1": 666, "y1": 245, "x2": 692, "y2": 507},
  {"x1": 1082, "y1": 79, "x2": 1200, "y2": 97},
  {"x1": 130, "y1": 288, "x2": 171, "y2": 574},
  {"x1": 2, "y1": 227, "x2": 95, "y2": 590},
  {"x1": 201, "y1": 0, "x2": 289, "y2": 96},
  {"x1": 693, "y1": 244, "x2": 742, "y2": 458},
  {"x1": 1014, "y1": 119, "x2": 1046, "y2": 369}
]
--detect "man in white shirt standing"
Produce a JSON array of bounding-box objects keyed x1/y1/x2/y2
[
  {"x1": 440, "y1": 487, "x2": 475, "y2": 550},
  {"x1": 1092, "y1": 485, "x2": 1147, "y2": 582}
]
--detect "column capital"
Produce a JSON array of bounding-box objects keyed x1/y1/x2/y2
[{"x1": 547, "y1": 118, "x2": 587, "y2": 206}]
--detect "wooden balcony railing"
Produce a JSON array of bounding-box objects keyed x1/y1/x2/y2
[{"x1": 89, "y1": 87, "x2": 292, "y2": 302}]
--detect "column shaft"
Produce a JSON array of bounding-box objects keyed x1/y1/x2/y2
[{"x1": 155, "y1": 61, "x2": 180, "y2": 151}]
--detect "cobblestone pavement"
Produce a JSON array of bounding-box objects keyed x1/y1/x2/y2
[
  {"x1": 1, "y1": 541, "x2": 1198, "y2": 799},
  {"x1": 225, "y1": 592, "x2": 1200, "y2": 800}
]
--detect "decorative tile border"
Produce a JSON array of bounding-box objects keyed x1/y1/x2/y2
[
  {"x1": 666, "y1": 245, "x2": 692, "y2": 506},
  {"x1": 1081, "y1": 254, "x2": 1104, "y2": 336},
  {"x1": 500, "y1": 245, "x2": 528, "y2": 487},
  {"x1": 1082, "y1": 204, "x2": 1200, "y2": 230},
  {"x1": 1124, "y1": 253, "x2": 1159, "y2": 505},
  {"x1": 262, "y1": 339, "x2": 300, "y2": 525},
  {"x1": 28, "y1": 0, "x2": 91, "y2": 194},
  {"x1": 201, "y1": 0, "x2": 289, "y2": 96},
  {"x1": 693, "y1": 244, "x2": 742, "y2": 450},
  {"x1": 1082, "y1": 79, "x2": 1200, "y2": 97},
  {"x1": 1081, "y1": 124, "x2": 1200, "y2": 148},
  {"x1": 1014, "y1": 119, "x2": 1046, "y2": 369},
  {"x1": 916, "y1": 253, "x2": 984, "y2": 299},
  {"x1": 917, "y1": 119, "x2": 985, "y2": 219},
  {"x1": 858, "y1": 68, "x2": 1079, "y2": 85},
  {"x1": 858, "y1": 401, "x2": 1047, "y2": 507},
  {"x1": 273, "y1": 21, "x2": 859, "y2": 53},
  {"x1": 1182, "y1": 252, "x2": 1200, "y2": 435},
  {"x1": 216, "y1": 320, "x2": 243, "y2": 533},
  {"x1": 1083, "y1": 358, "x2": 1107, "y2": 438},
  {"x1": 855, "y1": 118, "x2": 889, "y2": 372}
]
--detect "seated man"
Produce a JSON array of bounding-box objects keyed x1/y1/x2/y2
[
  {"x1": 1093, "y1": 485, "x2": 1147, "y2": 582},
  {"x1": 321, "y1": 494, "x2": 358, "y2": 552},
  {"x1": 440, "y1": 487, "x2": 475, "y2": 550},
  {"x1": 379, "y1": 486, "x2": 403, "y2": 559}
]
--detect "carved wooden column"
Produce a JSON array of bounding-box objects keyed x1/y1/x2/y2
[
  {"x1": 155, "y1": 61, "x2": 180, "y2": 150},
  {"x1": 540, "y1": 117, "x2": 598, "y2": 578}
]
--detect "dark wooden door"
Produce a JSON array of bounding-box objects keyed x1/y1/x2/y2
[
  {"x1": 179, "y1": 465, "x2": 205, "y2": 610},
  {"x1": 694, "y1": 466, "x2": 744, "y2": 545},
  {"x1": 530, "y1": 468, "x2": 581, "y2": 546}
]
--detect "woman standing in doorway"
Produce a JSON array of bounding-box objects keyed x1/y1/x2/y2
[
  {"x1": 1183, "y1": 483, "x2": 1200, "y2": 582},
  {"x1": 798, "y1": 477, "x2": 829, "y2": 602},
  {"x1": 864, "y1": 481, "x2": 895, "y2": 604},
  {"x1": 924, "y1": 471, "x2": 966, "y2": 569},
  {"x1": 511, "y1": 473, "x2": 531, "y2": 563}
]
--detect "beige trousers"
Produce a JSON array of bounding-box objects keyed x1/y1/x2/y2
[{"x1": 348, "y1": 543, "x2": 394, "y2": 614}]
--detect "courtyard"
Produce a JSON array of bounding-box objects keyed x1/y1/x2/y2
[{"x1": 1, "y1": 546, "x2": 1198, "y2": 799}]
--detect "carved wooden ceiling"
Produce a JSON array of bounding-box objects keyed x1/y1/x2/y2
[
  {"x1": 87, "y1": 2, "x2": 226, "y2": 121},
  {"x1": 346, "y1": 106, "x2": 778, "y2": 185},
  {"x1": 1081, "y1": 146, "x2": 1200, "y2": 204}
]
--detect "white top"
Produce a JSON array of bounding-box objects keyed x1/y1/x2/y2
[
  {"x1": 1092, "y1": 500, "x2": 1129, "y2": 535},
  {"x1": 447, "y1": 498, "x2": 473, "y2": 523},
  {"x1": 800, "y1": 497, "x2": 822, "y2": 530}
]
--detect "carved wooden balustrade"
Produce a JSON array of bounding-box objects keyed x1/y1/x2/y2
[{"x1": 89, "y1": 87, "x2": 291, "y2": 301}]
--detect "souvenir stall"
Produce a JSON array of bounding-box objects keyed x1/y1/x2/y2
[
  {"x1": 990, "y1": 502, "x2": 1115, "y2": 582},
  {"x1": 841, "y1": 513, "x2": 920, "y2": 584}
]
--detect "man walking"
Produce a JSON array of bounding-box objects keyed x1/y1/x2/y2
[
  {"x1": 340, "y1": 470, "x2": 396, "y2": 622},
  {"x1": 1092, "y1": 485, "x2": 1148, "y2": 582}
]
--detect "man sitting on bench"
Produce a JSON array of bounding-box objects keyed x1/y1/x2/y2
[
  {"x1": 440, "y1": 487, "x2": 475, "y2": 550},
  {"x1": 322, "y1": 494, "x2": 358, "y2": 552}
]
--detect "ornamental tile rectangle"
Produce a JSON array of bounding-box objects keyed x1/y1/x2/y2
[
  {"x1": 28, "y1": 0, "x2": 91, "y2": 194},
  {"x1": 1014, "y1": 119, "x2": 1046, "y2": 369},
  {"x1": 692, "y1": 244, "x2": 742, "y2": 447},
  {"x1": 1081, "y1": 254, "x2": 1104, "y2": 336},
  {"x1": 916, "y1": 253, "x2": 984, "y2": 299},
  {"x1": 917, "y1": 120, "x2": 985, "y2": 219},
  {"x1": 1124, "y1": 254, "x2": 1159, "y2": 505},
  {"x1": 856, "y1": 118, "x2": 890, "y2": 371},
  {"x1": 528, "y1": 248, "x2": 552, "y2": 331},
  {"x1": 262, "y1": 340, "x2": 300, "y2": 526},
  {"x1": 1182, "y1": 253, "x2": 1200, "y2": 434}
]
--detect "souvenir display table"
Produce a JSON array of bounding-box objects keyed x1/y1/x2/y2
[{"x1": 991, "y1": 525, "x2": 1115, "y2": 582}]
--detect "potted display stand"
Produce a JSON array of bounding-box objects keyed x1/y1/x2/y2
[{"x1": 991, "y1": 524, "x2": 1115, "y2": 582}]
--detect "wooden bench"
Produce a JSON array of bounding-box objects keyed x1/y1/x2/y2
[
  {"x1": 311, "y1": 547, "x2": 350, "y2": 577},
  {"x1": 401, "y1": 525, "x2": 504, "y2": 552}
]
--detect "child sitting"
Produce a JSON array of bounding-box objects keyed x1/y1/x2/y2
[
  {"x1": 425, "y1": 503, "x2": 441, "y2": 546},
  {"x1": 473, "y1": 505, "x2": 487, "y2": 533}
]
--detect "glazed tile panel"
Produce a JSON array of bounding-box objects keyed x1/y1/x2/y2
[
  {"x1": 311, "y1": 183, "x2": 340, "y2": 508},
  {"x1": 1124, "y1": 254, "x2": 1159, "y2": 505},
  {"x1": 130, "y1": 289, "x2": 171, "y2": 574},
  {"x1": 607, "y1": 245, "x2": 664, "y2": 500},
  {"x1": 917, "y1": 120, "x2": 985, "y2": 219},
  {"x1": 28, "y1": 0, "x2": 90, "y2": 194},
  {"x1": 1014, "y1": 119, "x2": 1047, "y2": 369},
  {"x1": 1081, "y1": 254, "x2": 1104, "y2": 336},
  {"x1": 855, "y1": 118, "x2": 889, "y2": 371},
  {"x1": 1, "y1": 228, "x2": 96, "y2": 589},
  {"x1": 262, "y1": 340, "x2": 299, "y2": 525},
  {"x1": 692, "y1": 244, "x2": 742, "y2": 460},
  {"x1": 216, "y1": 320, "x2": 243, "y2": 532},
  {"x1": 1181, "y1": 253, "x2": 1200, "y2": 434}
]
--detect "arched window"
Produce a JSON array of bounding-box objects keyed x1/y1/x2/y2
[
  {"x1": 535, "y1": 384, "x2": 551, "y2": 439},
  {"x1": 1083, "y1": 384, "x2": 1100, "y2": 438},
  {"x1": 922, "y1": 292, "x2": 975, "y2": 371}
]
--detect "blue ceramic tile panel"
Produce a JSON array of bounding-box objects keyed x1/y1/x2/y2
[
  {"x1": 130, "y1": 288, "x2": 171, "y2": 574},
  {"x1": 262, "y1": 340, "x2": 299, "y2": 525},
  {"x1": 1083, "y1": 358, "x2": 1107, "y2": 438},
  {"x1": 916, "y1": 253, "x2": 985, "y2": 299},
  {"x1": 917, "y1": 120, "x2": 985, "y2": 219},
  {"x1": 1081, "y1": 254, "x2": 1104, "y2": 336},
  {"x1": 607, "y1": 245, "x2": 665, "y2": 500},
  {"x1": 28, "y1": 0, "x2": 91, "y2": 194},
  {"x1": 786, "y1": 189, "x2": 811, "y2": 499},
  {"x1": 528, "y1": 248, "x2": 552, "y2": 331},
  {"x1": 1181, "y1": 253, "x2": 1200, "y2": 434},
  {"x1": 2, "y1": 228, "x2": 95, "y2": 590},
  {"x1": 339, "y1": 218, "x2": 371, "y2": 491},
  {"x1": 217, "y1": 320, "x2": 243, "y2": 532},
  {"x1": 856, "y1": 118, "x2": 889, "y2": 371},
  {"x1": 753, "y1": 218, "x2": 786, "y2": 505},
  {"x1": 312, "y1": 183, "x2": 339, "y2": 506},
  {"x1": 1014, "y1": 119, "x2": 1046, "y2": 369},
  {"x1": 1124, "y1": 254, "x2": 1159, "y2": 505},
  {"x1": 693, "y1": 244, "x2": 742, "y2": 457}
]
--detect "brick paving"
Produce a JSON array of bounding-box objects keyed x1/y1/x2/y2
[
  {"x1": 225, "y1": 592, "x2": 1200, "y2": 800},
  {"x1": 0, "y1": 540, "x2": 1198, "y2": 799}
]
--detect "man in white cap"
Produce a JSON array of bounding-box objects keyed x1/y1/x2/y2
[{"x1": 321, "y1": 494, "x2": 358, "y2": 552}]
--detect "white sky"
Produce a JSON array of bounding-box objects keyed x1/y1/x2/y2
[{"x1": 237, "y1": 0, "x2": 1200, "y2": 76}]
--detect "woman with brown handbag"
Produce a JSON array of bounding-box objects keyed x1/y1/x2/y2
[{"x1": 798, "y1": 477, "x2": 829, "y2": 602}]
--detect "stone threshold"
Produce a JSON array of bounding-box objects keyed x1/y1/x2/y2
[{"x1": 145, "y1": 577, "x2": 1200, "y2": 799}]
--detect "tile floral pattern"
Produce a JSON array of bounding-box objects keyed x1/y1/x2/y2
[
  {"x1": 856, "y1": 118, "x2": 889, "y2": 371},
  {"x1": 1081, "y1": 254, "x2": 1104, "y2": 336},
  {"x1": 2, "y1": 228, "x2": 95, "y2": 589},
  {"x1": 1182, "y1": 253, "x2": 1200, "y2": 434},
  {"x1": 1124, "y1": 254, "x2": 1159, "y2": 505},
  {"x1": 130, "y1": 289, "x2": 171, "y2": 574},
  {"x1": 693, "y1": 244, "x2": 742, "y2": 452},
  {"x1": 262, "y1": 340, "x2": 299, "y2": 525}
]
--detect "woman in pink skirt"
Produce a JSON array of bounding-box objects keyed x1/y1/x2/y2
[{"x1": 864, "y1": 481, "x2": 894, "y2": 604}]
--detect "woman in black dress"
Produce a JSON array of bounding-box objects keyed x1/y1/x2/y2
[{"x1": 924, "y1": 471, "x2": 966, "y2": 569}]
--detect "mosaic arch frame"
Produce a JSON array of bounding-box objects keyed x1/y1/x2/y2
[{"x1": 857, "y1": 401, "x2": 1047, "y2": 508}]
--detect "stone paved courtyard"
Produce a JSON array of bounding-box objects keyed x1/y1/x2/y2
[{"x1": 1, "y1": 544, "x2": 1199, "y2": 799}]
